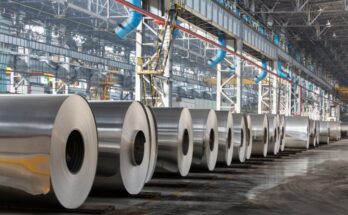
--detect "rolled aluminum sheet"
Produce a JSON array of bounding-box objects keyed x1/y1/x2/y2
[
  {"x1": 232, "y1": 113, "x2": 248, "y2": 163},
  {"x1": 248, "y1": 114, "x2": 269, "y2": 157},
  {"x1": 144, "y1": 106, "x2": 158, "y2": 183},
  {"x1": 284, "y1": 116, "x2": 310, "y2": 149},
  {"x1": 245, "y1": 115, "x2": 253, "y2": 160},
  {"x1": 191, "y1": 109, "x2": 218, "y2": 171},
  {"x1": 279, "y1": 115, "x2": 286, "y2": 151},
  {"x1": 329, "y1": 121, "x2": 341, "y2": 141},
  {"x1": 309, "y1": 120, "x2": 317, "y2": 147},
  {"x1": 153, "y1": 108, "x2": 193, "y2": 176},
  {"x1": 215, "y1": 111, "x2": 233, "y2": 166},
  {"x1": 319, "y1": 121, "x2": 330, "y2": 144},
  {"x1": 341, "y1": 122, "x2": 348, "y2": 138},
  {"x1": 91, "y1": 101, "x2": 151, "y2": 195},
  {"x1": 315, "y1": 120, "x2": 320, "y2": 145},
  {"x1": 0, "y1": 95, "x2": 98, "y2": 209},
  {"x1": 267, "y1": 115, "x2": 280, "y2": 155}
]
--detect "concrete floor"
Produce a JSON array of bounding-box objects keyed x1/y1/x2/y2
[{"x1": 2, "y1": 139, "x2": 348, "y2": 214}]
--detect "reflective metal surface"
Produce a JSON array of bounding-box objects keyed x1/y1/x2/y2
[
  {"x1": 279, "y1": 115, "x2": 286, "y2": 151},
  {"x1": 315, "y1": 120, "x2": 321, "y2": 145},
  {"x1": 285, "y1": 116, "x2": 310, "y2": 149},
  {"x1": 309, "y1": 120, "x2": 317, "y2": 147},
  {"x1": 191, "y1": 109, "x2": 218, "y2": 171},
  {"x1": 232, "y1": 113, "x2": 247, "y2": 163},
  {"x1": 91, "y1": 101, "x2": 150, "y2": 195},
  {"x1": 267, "y1": 115, "x2": 280, "y2": 155},
  {"x1": 248, "y1": 114, "x2": 269, "y2": 157},
  {"x1": 144, "y1": 106, "x2": 158, "y2": 183},
  {"x1": 319, "y1": 121, "x2": 330, "y2": 144},
  {"x1": 215, "y1": 111, "x2": 233, "y2": 166},
  {"x1": 341, "y1": 122, "x2": 348, "y2": 138},
  {"x1": 245, "y1": 115, "x2": 253, "y2": 160},
  {"x1": 329, "y1": 121, "x2": 341, "y2": 141},
  {"x1": 0, "y1": 95, "x2": 98, "y2": 209},
  {"x1": 153, "y1": 108, "x2": 193, "y2": 177}
]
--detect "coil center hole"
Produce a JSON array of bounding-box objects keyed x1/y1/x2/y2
[
  {"x1": 227, "y1": 128, "x2": 232, "y2": 149},
  {"x1": 209, "y1": 129, "x2": 215, "y2": 151},
  {"x1": 241, "y1": 129, "x2": 244, "y2": 147},
  {"x1": 263, "y1": 128, "x2": 267, "y2": 145},
  {"x1": 133, "y1": 131, "x2": 145, "y2": 166},
  {"x1": 182, "y1": 129, "x2": 189, "y2": 156},
  {"x1": 66, "y1": 130, "x2": 85, "y2": 174}
]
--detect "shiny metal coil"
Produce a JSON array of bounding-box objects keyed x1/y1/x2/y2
[
  {"x1": 144, "y1": 106, "x2": 158, "y2": 183},
  {"x1": 268, "y1": 115, "x2": 280, "y2": 155},
  {"x1": 309, "y1": 120, "x2": 317, "y2": 147},
  {"x1": 279, "y1": 115, "x2": 286, "y2": 151},
  {"x1": 232, "y1": 113, "x2": 248, "y2": 163},
  {"x1": 284, "y1": 116, "x2": 310, "y2": 149},
  {"x1": 91, "y1": 101, "x2": 151, "y2": 195},
  {"x1": 191, "y1": 109, "x2": 218, "y2": 171},
  {"x1": 329, "y1": 121, "x2": 341, "y2": 141},
  {"x1": 153, "y1": 108, "x2": 193, "y2": 176},
  {"x1": 215, "y1": 111, "x2": 234, "y2": 166},
  {"x1": 248, "y1": 114, "x2": 269, "y2": 157},
  {"x1": 0, "y1": 95, "x2": 98, "y2": 209},
  {"x1": 318, "y1": 121, "x2": 330, "y2": 144}
]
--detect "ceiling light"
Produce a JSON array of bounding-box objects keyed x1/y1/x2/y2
[{"x1": 326, "y1": 20, "x2": 331, "y2": 28}]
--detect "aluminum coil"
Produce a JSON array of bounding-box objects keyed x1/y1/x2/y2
[
  {"x1": 341, "y1": 122, "x2": 348, "y2": 138},
  {"x1": 315, "y1": 120, "x2": 320, "y2": 145},
  {"x1": 319, "y1": 121, "x2": 330, "y2": 144},
  {"x1": 232, "y1": 113, "x2": 248, "y2": 163},
  {"x1": 144, "y1": 106, "x2": 158, "y2": 183},
  {"x1": 268, "y1": 115, "x2": 280, "y2": 155},
  {"x1": 279, "y1": 115, "x2": 286, "y2": 151},
  {"x1": 284, "y1": 116, "x2": 310, "y2": 149},
  {"x1": 248, "y1": 114, "x2": 269, "y2": 157},
  {"x1": 91, "y1": 101, "x2": 151, "y2": 195},
  {"x1": 191, "y1": 109, "x2": 218, "y2": 171},
  {"x1": 0, "y1": 95, "x2": 98, "y2": 209},
  {"x1": 245, "y1": 115, "x2": 253, "y2": 160},
  {"x1": 153, "y1": 108, "x2": 193, "y2": 176},
  {"x1": 329, "y1": 121, "x2": 341, "y2": 141},
  {"x1": 309, "y1": 120, "x2": 317, "y2": 147},
  {"x1": 216, "y1": 111, "x2": 233, "y2": 166}
]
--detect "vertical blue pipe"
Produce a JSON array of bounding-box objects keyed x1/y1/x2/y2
[
  {"x1": 255, "y1": 59, "x2": 268, "y2": 83},
  {"x1": 115, "y1": 0, "x2": 143, "y2": 39},
  {"x1": 208, "y1": 34, "x2": 226, "y2": 67}
]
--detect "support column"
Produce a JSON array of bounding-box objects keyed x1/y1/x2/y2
[
  {"x1": 216, "y1": 63, "x2": 222, "y2": 110},
  {"x1": 162, "y1": 35, "x2": 173, "y2": 107},
  {"x1": 235, "y1": 39, "x2": 243, "y2": 113},
  {"x1": 135, "y1": 23, "x2": 143, "y2": 102},
  {"x1": 272, "y1": 61, "x2": 278, "y2": 114},
  {"x1": 257, "y1": 81, "x2": 262, "y2": 114}
]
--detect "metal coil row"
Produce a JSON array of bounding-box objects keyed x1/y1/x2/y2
[{"x1": 0, "y1": 95, "x2": 343, "y2": 209}]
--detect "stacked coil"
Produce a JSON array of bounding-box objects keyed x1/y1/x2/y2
[
  {"x1": 248, "y1": 114, "x2": 269, "y2": 158},
  {"x1": 0, "y1": 95, "x2": 98, "y2": 209},
  {"x1": 284, "y1": 116, "x2": 310, "y2": 149}
]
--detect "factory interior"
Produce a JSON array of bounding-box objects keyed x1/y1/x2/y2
[{"x1": 0, "y1": 0, "x2": 348, "y2": 214}]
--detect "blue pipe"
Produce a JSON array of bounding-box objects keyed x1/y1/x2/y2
[
  {"x1": 115, "y1": 0, "x2": 143, "y2": 39},
  {"x1": 273, "y1": 33, "x2": 280, "y2": 46},
  {"x1": 172, "y1": 20, "x2": 181, "y2": 40},
  {"x1": 208, "y1": 34, "x2": 226, "y2": 68},
  {"x1": 277, "y1": 61, "x2": 290, "y2": 79},
  {"x1": 255, "y1": 59, "x2": 268, "y2": 83}
]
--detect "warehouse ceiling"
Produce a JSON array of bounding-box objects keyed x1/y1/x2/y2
[{"x1": 254, "y1": 0, "x2": 348, "y2": 85}]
